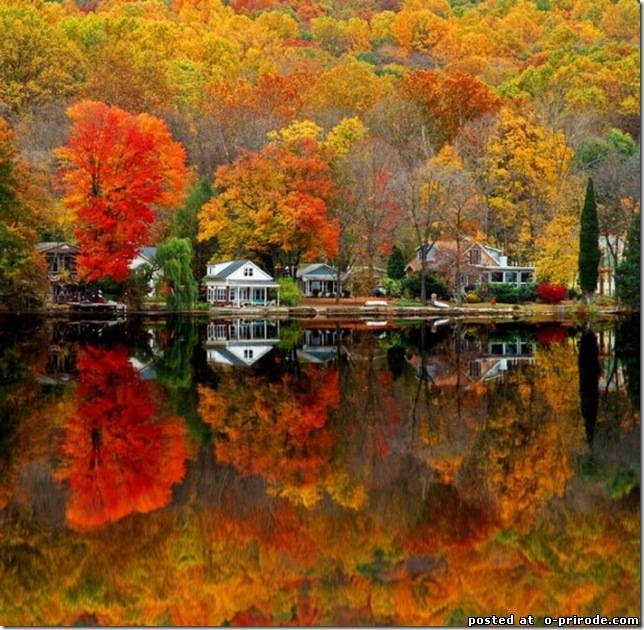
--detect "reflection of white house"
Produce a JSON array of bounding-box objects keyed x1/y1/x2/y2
[
  {"x1": 205, "y1": 320, "x2": 280, "y2": 366},
  {"x1": 468, "y1": 339, "x2": 535, "y2": 381},
  {"x1": 297, "y1": 263, "x2": 339, "y2": 297},
  {"x1": 204, "y1": 260, "x2": 280, "y2": 306}
]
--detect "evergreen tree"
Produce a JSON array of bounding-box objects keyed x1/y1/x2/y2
[
  {"x1": 615, "y1": 212, "x2": 640, "y2": 309},
  {"x1": 387, "y1": 245, "x2": 406, "y2": 279},
  {"x1": 578, "y1": 178, "x2": 601, "y2": 297}
]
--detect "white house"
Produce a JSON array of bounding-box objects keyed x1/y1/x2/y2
[{"x1": 204, "y1": 260, "x2": 280, "y2": 306}]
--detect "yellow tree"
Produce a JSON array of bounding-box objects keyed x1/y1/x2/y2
[{"x1": 477, "y1": 107, "x2": 577, "y2": 262}]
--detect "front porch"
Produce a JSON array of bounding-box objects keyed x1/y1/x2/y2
[{"x1": 206, "y1": 284, "x2": 279, "y2": 306}]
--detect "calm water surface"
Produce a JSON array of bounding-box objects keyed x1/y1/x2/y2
[{"x1": 0, "y1": 316, "x2": 639, "y2": 626}]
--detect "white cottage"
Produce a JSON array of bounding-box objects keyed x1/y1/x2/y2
[{"x1": 204, "y1": 260, "x2": 280, "y2": 306}]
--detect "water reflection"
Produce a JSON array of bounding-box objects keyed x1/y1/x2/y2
[
  {"x1": 0, "y1": 316, "x2": 639, "y2": 626},
  {"x1": 55, "y1": 344, "x2": 189, "y2": 531}
]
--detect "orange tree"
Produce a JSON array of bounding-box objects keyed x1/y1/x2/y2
[{"x1": 198, "y1": 134, "x2": 338, "y2": 275}]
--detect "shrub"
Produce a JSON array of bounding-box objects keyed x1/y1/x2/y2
[
  {"x1": 400, "y1": 272, "x2": 448, "y2": 299},
  {"x1": 465, "y1": 291, "x2": 481, "y2": 303},
  {"x1": 279, "y1": 276, "x2": 302, "y2": 306},
  {"x1": 381, "y1": 276, "x2": 403, "y2": 298},
  {"x1": 486, "y1": 282, "x2": 536, "y2": 304},
  {"x1": 536, "y1": 282, "x2": 567, "y2": 304}
]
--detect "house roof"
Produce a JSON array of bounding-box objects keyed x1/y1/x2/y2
[
  {"x1": 138, "y1": 246, "x2": 157, "y2": 261},
  {"x1": 36, "y1": 242, "x2": 79, "y2": 254},
  {"x1": 297, "y1": 263, "x2": 337, "y2": 279},
  {"x1": 207, "y1": 260, "x2": 248, "y2": 279}
]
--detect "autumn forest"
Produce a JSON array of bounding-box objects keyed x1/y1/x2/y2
[{"x1": 0, "y1": 0, "x2": 640, "y2": 307}]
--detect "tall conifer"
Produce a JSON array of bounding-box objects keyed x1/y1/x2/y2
[{"x1": 578, "y1": 178, "x2": 600, "y2": 297}]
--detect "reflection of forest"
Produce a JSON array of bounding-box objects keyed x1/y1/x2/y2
[{"x1": 0, "y1": 318, "x2": 639, "y2": 626}]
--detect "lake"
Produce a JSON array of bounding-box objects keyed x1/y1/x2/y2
[{"x1": 0, "y1": 315, "x2": 640, "y2": 626}]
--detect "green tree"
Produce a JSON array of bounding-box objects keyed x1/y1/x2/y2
[
  {"x1": 615, "y1": 213, "x2": 640, "y2": 309},
  {"x1": 170, "y1": 177, "x2": 215, "y2": 281},
  {"x1": 386, "y1": 245, "x2": 406, "y2": 280},
  {"x1": 154, "y1": 238, "x2": 198, "y2": 310},
  {"x1": 578, "y1": 178, "x2": 600, "y2": 298}
]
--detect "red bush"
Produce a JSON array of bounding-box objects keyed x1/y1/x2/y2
[{"x1": 536, "y1": 282, "x2": 567, "y2": 304}]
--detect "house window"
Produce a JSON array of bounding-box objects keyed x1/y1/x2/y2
[
  {"x1": 244, "y1": 349, "x2": 254, "y2": 359},
  {"x1": 520, "y1": 271, "x2": 533, "y2": 283},
  {"x1": 244, "y1": 267, "x2": 254, "y2": 277},
  {"x1": 47, "y1": 254, "x2": 58, "y2": 273},
  {"x1": 469, "y1": 248, "x2": 481, "y2": 264},
  {"x1": 505, "y1": 271, "x2": 517, "y2": 283},
  {"x1": 490, "y1": 271, "x2": 503, "y2": 282},
  {"x1": 210, "y1": 287, "x2": 226, "y2": 302}
]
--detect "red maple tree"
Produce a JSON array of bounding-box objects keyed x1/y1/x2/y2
[{"x1": 56, "y1": 100, "x2": 186, "y2": 282}]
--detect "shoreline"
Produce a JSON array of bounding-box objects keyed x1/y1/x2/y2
[{"x1": 5, "y1": 299, "x2": 633, "y2": 325}]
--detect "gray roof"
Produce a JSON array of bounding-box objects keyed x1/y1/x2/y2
[
  {"x1": 36, "y1": 242, "x2": 79, "y2": 253},
  {"x1": 298, "y1": 263, "x2": 337, "y2": 278},
  {"x1": 208, "y1": 260, "x2": 248, "y2": 279},
  {"x1": 138, "y1": 246, "x2": 157, "y2": 260}
]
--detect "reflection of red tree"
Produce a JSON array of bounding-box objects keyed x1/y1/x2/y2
[
  {"x1": 55, "y1": 345, "x2": 188, "y2": 530},
  {"x1": 537, "y1": 325, "x2": 567, "y2": 345}
]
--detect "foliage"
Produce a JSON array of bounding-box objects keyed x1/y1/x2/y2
[
  {"x1": 0, "y1": 6, "x2": 84, "y2": 114},
  {"x1": 477, "y1": 107, "x2": 576, "y2": 263},
  {"x1": 56, "y1": 100, "x2": 186, "y2": 283},
  {"x1": 399, "y1": 70, "x2": 500, "y2": 148},
  {"x1": 0, "y1": 118, "x2": 49, "y2": 309},
  {"x1": 278, "y1": 276, "x2": 302, "y2": 306},
  {"x1": 615, "y1": 213, "x2": 640, "y2": 309},
  {"x1": 578, "y1": 178, "x2": 601, "y2": 296},
  {"x1": 154, "y1": 238, "x2": 198, "y2": 310},
  {"x1": 198, "y1": 134, "x2": 338, "y2": 274},
  {"x1": 535, "y1": 282, "x2": 567, "y2": 304}
]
